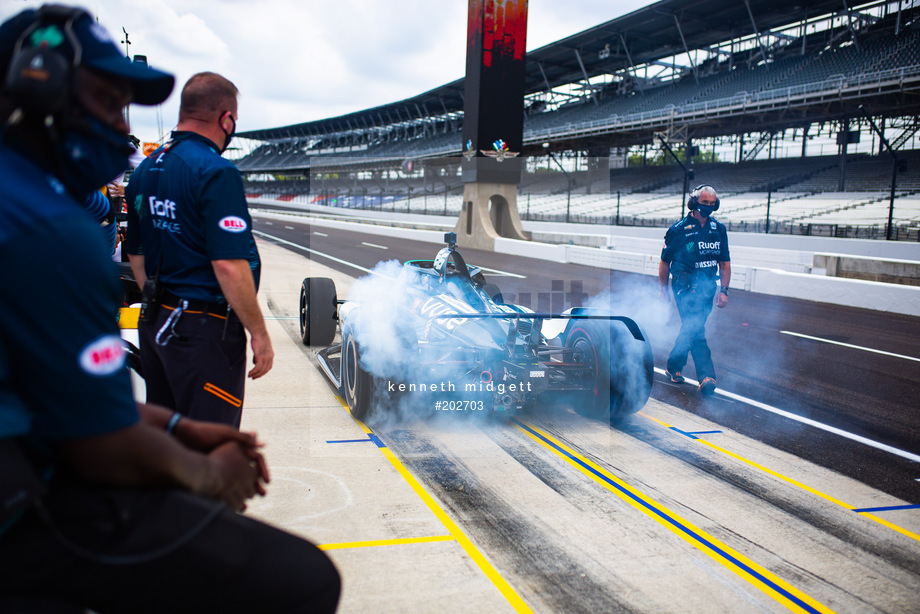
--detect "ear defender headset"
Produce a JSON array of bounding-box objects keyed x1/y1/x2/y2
[
  {"x1": 4, "y1": 5, "x2": 90, "y2": 119},
  {"x1": 687, "y1": 184, "x2": 720, "y2": 211}
]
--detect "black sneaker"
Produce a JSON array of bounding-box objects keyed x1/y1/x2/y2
[
  {"x1": 698, "y1": 377, "x2": 716, "y2": 395},
  {"x1": 666, "y1": 370, "x2": 685, "y2": 383}
]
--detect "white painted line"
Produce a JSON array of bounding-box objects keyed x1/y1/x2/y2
[
  {"x1": 265, "y1": 221, "x2": 273, "y2": 225},
  {"x1": 361, "y1": 242, "x2": 388, "y2": 250},
  {"x1": 653, "y1": 367, "x2": 920, "y2": 463},
  {"x1": 477, "y1": 266, "x2": 527, "y2": 279},
  {"x1": 780, "y1": 331, "x2": 920, "y2": 363},
  {"x1": 285, "y1": 225, "x2": 295, "y2": 230},
  {"x1": 254, "y1": 230, "x2": 375, "y2": 275},
  {"x1": 313, "y1": 231, "x2": 328, "y2": 237}
]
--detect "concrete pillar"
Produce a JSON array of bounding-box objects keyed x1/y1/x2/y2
[{"x1": 454, "y1": 182, "x2": 529, "y2": 251}]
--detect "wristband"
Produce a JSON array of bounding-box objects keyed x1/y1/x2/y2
[
  {"x1": 719, "y1": 287, "x2": 729, "y2": 295},
  {"x1": 165, "y1": 412, "x2": 182, "y2": 434}
]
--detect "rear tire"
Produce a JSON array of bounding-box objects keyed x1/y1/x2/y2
[
  {"x1": 300, "y1": 277, "x2": 337, "y2": 346},
  {"x1": 607, "y1": 321, "x2": 654, "y2": 423},
  {"x1": 565, "y1": 322, "x2": 610, "y2": 420},
  {"x1": 340, "y1": 313, "x2": 418, "y2": 420},
  {"x1": 565, "y1": 319, "x2": 653, "y2": 424},
  {"x1": 341, "y1": 325, "x2": 375, "y2": 419}
]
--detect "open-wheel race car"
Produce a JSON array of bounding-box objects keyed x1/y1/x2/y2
[{"x1": 299, "y1": 233, "x2": 654, "y2": 425}]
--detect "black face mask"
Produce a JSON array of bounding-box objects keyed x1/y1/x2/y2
[
  {"x1": 696, "y1": 204, "x2": 716, "y2": 218},
  {"x1": 57, "y1": 114, "x2": 132, "y2": 201},
  {"x1": 220, "y1": 111, "x2": 236, "y2": 154}
]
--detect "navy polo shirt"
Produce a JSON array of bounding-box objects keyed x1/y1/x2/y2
[
  {"x1": 0, "y1": 144, "x2": 139, "y2": 442},
  {"x1": 661, "y1": 214, "x2": 731, "y2": 279},
  {"x1": 124, "y1": 131, "x2": 260, "y2": 303}
]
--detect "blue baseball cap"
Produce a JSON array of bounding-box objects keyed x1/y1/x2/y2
[{"x1": 1, "y1": 5, "x2": 174, "y2": 106}]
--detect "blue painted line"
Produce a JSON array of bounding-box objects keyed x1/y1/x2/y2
[
  {"x1": 512, "y1": 418, "x2": 822, "y2": 614},
  {"x1": 853, "y1": 503, "x2": 920, "y2": 513},
  {"x1": 326, "y1": 438, "x2": 375, "y2": 444},
  {"x1": 669, "y1": 427, "x2": 699, "y2": 440},
  {"x1": 687, "y1": 430, "x2": 724, "y2": 436},
  {"x1": 368, "y1": 433, "x2": 387, "y2": 448}
]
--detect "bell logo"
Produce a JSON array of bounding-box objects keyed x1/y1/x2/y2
[
  {"x1": 219, "y1": 216, "x2": 247, "y2": 233},
  {"x1": 79, "y1": 335, "x2": 125, "y2": 376}
]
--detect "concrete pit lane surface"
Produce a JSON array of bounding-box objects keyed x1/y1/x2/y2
[{"x1": 227, "y1": 233, "x2": 920, "y2": 614}]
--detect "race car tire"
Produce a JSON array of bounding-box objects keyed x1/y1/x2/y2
[
  {"x1": 565, "y1": 319, "x2": 653, "y2": 424},
  {"x1": 300, "y1": 277, "x2": 337, "y2": 346},
  {"x1": 565, "y1": 323, "x2": 609, "y2": 420},
  {"x1": 341, "y1": 324, "x2": 375, "y2": 420},
  {"x1": 607, "y1": 320, "x2": 654, "y2": 423}
]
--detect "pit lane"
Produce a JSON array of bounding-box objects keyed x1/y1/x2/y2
[
  {"x1": 253, "y1": 214, "x2": 920, "y2": 501},
  {"x1": 237, "y1": 232, "x2": 920, "y2": 613}
]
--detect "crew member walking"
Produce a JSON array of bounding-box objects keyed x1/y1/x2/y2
[{"x1": 658, "y1": 185, "x2": 731, "y2": 395}]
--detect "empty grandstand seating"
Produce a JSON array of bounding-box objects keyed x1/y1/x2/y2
[{"x1": 238, "y1": 8, "x2": 920, "y2": 241}]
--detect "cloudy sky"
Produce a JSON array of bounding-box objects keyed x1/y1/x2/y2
[{"x1": 2, "y1": 0, "x2": 652, "y2": 143}]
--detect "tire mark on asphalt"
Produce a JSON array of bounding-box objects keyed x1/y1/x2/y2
[{"x1": 378, "y1": 426, "x2": 641, "y2": 614}]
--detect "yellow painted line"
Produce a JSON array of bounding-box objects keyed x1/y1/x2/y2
[
  {"x1": 514, "y1": 419, "x2": 834, "y2": 614},
  {"x1": 336, "y1": 396, "x2": 532, "y2": 613},
  {"x1": 639, "y1": 412, "x2": 920, "y2": 543},
  {"x1": 319, "y1": 535, "x2": 454, "y2": 551}
]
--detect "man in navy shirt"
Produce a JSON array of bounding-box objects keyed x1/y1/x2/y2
[
  {"x1": 126, "y1": 72, "x2": 273, "y2": 428},
  {"x1": 658, "y1": 185, "x2": 732, "y2": 395},
  {"x1": 0, "y1": 7, "x2": 338, "y2": 612}
]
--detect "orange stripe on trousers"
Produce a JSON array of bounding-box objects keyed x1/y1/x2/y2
[{"x1": 203, "y1": 382, "x2": 242, "y2": 407}]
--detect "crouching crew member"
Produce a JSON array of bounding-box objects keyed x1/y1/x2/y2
[{"x1": 0, "y1": 6, "x2": 338, "y2": 612}]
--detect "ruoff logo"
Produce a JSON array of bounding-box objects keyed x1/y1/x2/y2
[
  {"x1": 219, "y1": 216, "x2": 247, "y2": 232},
  {"x1": 149, "y1": 196, "x2": 176, "y2": 219},
  {"x1": 79, "y1": 335, "x2": 125, "y2": 376}
]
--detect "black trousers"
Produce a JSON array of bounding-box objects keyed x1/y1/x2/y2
[
  {"x1": 0, "y1": 482, "x2": 340, "y2": 614},
  {"x1": 139, "y1": 302, "x2": 247, "y2": 428},
  {"x1": 667, "y1": 276, "x2": 717, "y2": 381}
]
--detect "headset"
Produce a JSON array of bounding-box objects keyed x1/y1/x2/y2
[
  {"x1": 4, "y1": 5, "x2": 90, "y2": 119},
  {"x1": 687, "y1": 184, "x2": 720, "y2": 211}
]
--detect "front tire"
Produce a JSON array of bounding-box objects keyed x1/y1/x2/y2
[{"x1": 300, "y1": 277, "x2": 337, "y2": 346}]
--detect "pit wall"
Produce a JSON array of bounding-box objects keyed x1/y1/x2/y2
[{"x1": 250, "y1": 206, "x2": 920, "y2": 317}]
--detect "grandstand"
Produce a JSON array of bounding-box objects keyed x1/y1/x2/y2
[{"x1": 236, "y1": 0, "x2": 920, "y2": 241}]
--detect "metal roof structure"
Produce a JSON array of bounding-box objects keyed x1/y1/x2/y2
[{"x1": 237, "y1": 0, "x2": 854, "y2": 142}]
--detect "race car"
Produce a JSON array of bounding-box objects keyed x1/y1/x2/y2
[{"x1": 299, "y1": 233, "x2": 654, "y2": 424}]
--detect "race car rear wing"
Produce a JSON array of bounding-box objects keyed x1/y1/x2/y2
[{"x1": 425, "y1": 311, "x2": 647, "y2": 342}]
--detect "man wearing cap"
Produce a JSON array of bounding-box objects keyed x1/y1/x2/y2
[
  {"x1": 658, "y1": 185, "x2": 731, "y2": 395},
  {"x1": 125, "y1": 72, "x2": 273, "y2": 429},
  {"x1": 0, "y1": 6, "x2": 339, "y2": 612}
]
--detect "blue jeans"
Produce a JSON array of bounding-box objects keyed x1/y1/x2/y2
[{"x1": 667, "y1": 277, "x2": 716, "y2": 381}]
